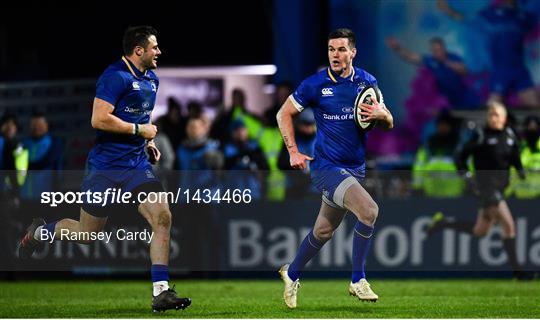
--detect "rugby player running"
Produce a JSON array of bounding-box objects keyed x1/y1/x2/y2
[
  {"x1": 276, "y1": 28, "x2": 394, "y2": 309},
  {"x1": 17, "y1": 26, "x2": 191, "y2": 312}
]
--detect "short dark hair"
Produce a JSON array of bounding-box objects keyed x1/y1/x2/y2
[
  {"x1": 429, "y1": 37, "x2": 445, "y2": 46},
  {"x1": 0, "y1": 112, "x2": 18, "y2": 127},
  {"x1": 123, "y1": 26, "x2": 158, "y2": 56},
  {"x1": 328, "y1": 28, "x2": 356, "y2": 48}
]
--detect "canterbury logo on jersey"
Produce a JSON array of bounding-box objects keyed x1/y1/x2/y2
[{"x1": 321, "y1": 88, "x2": 334, "y2": 96}]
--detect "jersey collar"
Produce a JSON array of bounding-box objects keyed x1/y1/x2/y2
[
  {"x1": 327, "y1": 66, "x2": 355, "y2": 83},
  {"x1": 122, "y1": 56, "x2": 148, "y2": 79}
]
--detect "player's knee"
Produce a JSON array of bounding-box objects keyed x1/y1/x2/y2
[
  {"x1": 364, "y1": 200, "x2": 379, "y2": 225},
  {"x1": 313, "y1": 226, "x2": 334, "y2": 243},
  {"x1": 473, "y1": 225, "x2": 488, "y2": 237},
  {"x1": 153, "y1": 208, "x2": 172, "y2": 229}
]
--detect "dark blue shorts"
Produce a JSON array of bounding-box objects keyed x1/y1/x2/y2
[
  {"x1": 491, "y1": 67, "x2": 534, "y2": 95},
  {"x1": 80, "y1": 163, "x2": 162, "y2": 217},
  {"x1": 311, "y1": 164, "x2": 365, "y2": 209}
]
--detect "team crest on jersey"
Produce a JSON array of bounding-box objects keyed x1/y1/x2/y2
[
  {"x1": 321, "y1": 88, "x2": 334, "y2": 96},
  {"x1": 356, "y1": 82, "x2": 367, "y2": 93},
  {"x1": 150, "y1": 81, "x2": 157, "y2": 92},
  {"x1": 132, "y1": 82, "x2": 141, "y2": 90}
]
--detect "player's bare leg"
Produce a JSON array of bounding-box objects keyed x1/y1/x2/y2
[
  {"x1": 138, "y1": 199, "x2": 191, "y2": 312},
  {"x1": 343, "y1": 182, "x2": 379, "y2": 302},
  {"x1": 472, "y1": 207, "x2": 496, "y2": 237},
  {"x1": 280, "y1": 201, "x2": 346, "y2": 308},
  {"x1": 518, "y1": 87, "x2": 540, "y2": 108},
  {"x1": 18, "y1": 209, "x2": 107, "y2": 258}
]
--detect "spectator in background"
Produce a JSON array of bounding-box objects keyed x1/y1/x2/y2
[
  {"x1": 412, "y1": 110, "x2": 464, "y2": 197},
  {"x1": 186, "y1": 100, "x2": 210, "y2": 131},
  {"x1": 156, "y1": 97, "x2": 184, "y2": 150},
  {"x1": 438, "y1": 0, "x2": 540, "y2": 108},
  {"x1": 0, "y1": 113, "x2": 27, "y2": 205},
  {"x1": 264, "y1": 81, "x2": 294, "y2": 127},
  {"x1": 21, "y1": 112, "x2": 63, "y2": 200},
  {"x1": 386, "y1": 36, "x2": 480, "y2": 109},
  {"x1": 150, "y1": 132, "x2": 175, "y2": 190},
  {"x1": 177, "y1": 117, "x2": 222, "y2": 191},
  {"x1": 278, "y1": 108, "x2": 317, "y2": 200},
  {"x1": 222, "y1": 119, "x2": 269, "y2": 200},
  {"x1": 507, "y1": 115, "x2": 540, "y2": 198},
  {"x1": 211, "y1": 88, "x2": 263, "y2": 143}
]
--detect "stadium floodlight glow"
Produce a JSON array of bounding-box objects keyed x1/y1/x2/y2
[{"x1": 156, "y1": 65, "x2": 277, "y2": 77}]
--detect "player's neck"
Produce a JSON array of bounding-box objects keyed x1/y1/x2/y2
[
  {"x1": 125, "y1": 55, "x2": 147, "y2": 73},
  {"x1": 337, "y1": 66, "x2": 353, "y2": 78}
]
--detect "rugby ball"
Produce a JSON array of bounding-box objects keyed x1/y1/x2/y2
[{"x1": 353, "y1": 86, "x2": 380, "y2": 131}]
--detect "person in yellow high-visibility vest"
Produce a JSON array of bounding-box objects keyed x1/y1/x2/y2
[
  {"x1": 508, "y1": 116, "x2": 540, "y2": 199},
  {"x1": 1, "y1": 113, "x2": 28, "y2": 204},
  {"x1": 412, "y1": 110, "x2": 463, "y2": 197}
]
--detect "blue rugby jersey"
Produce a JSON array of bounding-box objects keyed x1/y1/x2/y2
[
  {"x1": 89, "y1": 56, "x2": 158, "y2": 170},
  {"x1": 480, "y1": 6, "x2": 536, "y2": 70},
  {"x1": 290, "y1": 67, "x2": 379, "y2": 170}
]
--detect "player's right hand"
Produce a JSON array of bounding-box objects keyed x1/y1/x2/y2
[
  {"x1": 289, "y1": 151, "x2": 314, "y2": 170},
  {"x1": 385, "y1": 36, "x2": 400, "y2": 50},
  {"x1": 139, "y1": 124, "x2": 157, "y2": 140}
]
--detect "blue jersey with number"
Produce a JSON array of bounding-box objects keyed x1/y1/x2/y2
[
  {"x1": 89, "y1": 57, "x2": 159, "y2": 170},
  {"x1": 291, "y1": 67, "x2": 379, "y2": 171}
]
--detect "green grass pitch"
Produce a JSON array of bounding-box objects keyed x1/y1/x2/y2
[{"x1": 1, "y1": 279, "x2": 539, "y2": 318}]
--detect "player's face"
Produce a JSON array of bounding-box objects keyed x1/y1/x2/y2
[
  {"x1": 141, "y1": 35, "x2": 161, "y2": 70},
  {"x1": 30, "y1": 117, "x2": 48, "y2": 138},
  {"x1": 328, "y1": 38, "x2": 356, "y2": 75},
  {"x1": 431, "y1": 43, "x2": 447, "y2": 61},
  {"x1": 487, "y1": 107, "x2": 506, "y2": 130}
]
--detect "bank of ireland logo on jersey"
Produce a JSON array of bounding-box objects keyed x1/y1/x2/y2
[
  {"x1": 132, "y1": 82, "x2": 141, "y2": 91},
  {"x1": 321, "y1": 88, "x2": 333, "y2": 97}
]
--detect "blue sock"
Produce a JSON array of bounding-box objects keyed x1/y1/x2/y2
[
  {"x1": 288, "y1": 230, "x2": 325, "y2": 281},
  {"x1": 351, "y1": 220, "x2": 374, "y2": 283},
  {"x1": 43, "y1": 221, "x2": 58, "y2": 239},
  {"x1": 151, "y1": 264, "x2": 169, "y2": 283}
]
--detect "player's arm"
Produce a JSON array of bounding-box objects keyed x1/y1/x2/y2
[
  {"x1": 276, "y1": 97, "x2": 313, "y2": 170},
  {"x1": 454, "y1": 132, "x2": 477, "y2": 176},
  {"x1": 385, "y1": 36, "x2": 422, "y2": 65},
  {"x1": 437, "y1": 0, "x2": 465, "y2": 22},
  {"x1": 445, "y1": 60, "x2": 468, "y2": 76},
  {"x1": 90, "y1": 98, "x2": 157, "y2": 140}
]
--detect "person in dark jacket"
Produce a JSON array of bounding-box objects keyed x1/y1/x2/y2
[{"x1": 428, "y1": 101, "x2": 533, "y2": 280}]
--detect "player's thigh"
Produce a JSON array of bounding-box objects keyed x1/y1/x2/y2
[
  {"x1": 79, "y1": 207, "x2": 108, "y2": 233},
  {"x1": 313, "y1": 200, "x2": 347, "y2": 241},
  {"x1": 343, "y1": 182, "x2": 378, "y2": 225},
  {"x1": 495, "y1": 200, "x2": 516, "y2": 237}
]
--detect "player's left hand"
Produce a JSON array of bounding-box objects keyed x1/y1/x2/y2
[
  {"x1": 358, "y1": 96, "x2": 388, "y2": 122},
  {"x1": 147, "y1": 140, "x2": 161, "y2": 164}
]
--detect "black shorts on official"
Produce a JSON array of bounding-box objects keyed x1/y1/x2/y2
[{"x1": 477, "y1": 188, "x2": 504, "y2": 208}]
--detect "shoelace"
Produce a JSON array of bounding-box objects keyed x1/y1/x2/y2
[
  {"x1": 287, "y1": 280, "x2": 300, "y2": 297},
  {"x1": 360, "y1": 281, "x2": 372, "y2": 294}
]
